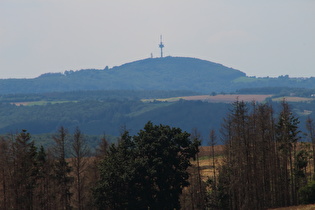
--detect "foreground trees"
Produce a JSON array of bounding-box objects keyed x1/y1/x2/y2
[
  {"x1": 3, "y1": 101, "x2": 315, "y2": 209},
  {"x1": 0, "y1": 122, "x2": 200, "y2": 209},
  {"x1": 93, "y1": 122, "x2": 200, "y2": 209},
  {"x1": 213, "y1": 101, "x2": 308, "y2": 210}
]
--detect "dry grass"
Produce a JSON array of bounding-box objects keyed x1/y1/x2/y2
[
  {"x1": 144, "y1": 94, "x2": 273, "y2": 103},
  {"x1": 195, "y1": 145, "x2": 315, "y2": 210},
  {"x1": 183, "y1": 94, "x2": 273, "y2": 103},
  {"x1": 268, "y1": 204, "x2": 315, "y2": 210},
  {"x1": 272, "y1": 97, "x2": 315, "y2": 102},
  {"x1": 190, "y1": 146, "x2": 225, "y2": 181},
  {"x1": 145, "y1": 94, "x2": 315, "y2": 104}
]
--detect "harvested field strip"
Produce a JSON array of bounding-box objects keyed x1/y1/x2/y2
[
  {"x1": 11, "y1": 100, "x2": 76, "y2": 106},
  {"x1": 190, "y1": 145, "x2": 224, "y2": 181},
  {"x1": 144, "y1": 94, "x2": 273, "y2": 103},
  {"x1": 268, "y1": 204, "x2": 315, "y2": 210},
  {"x1": 272, "y1": 96, "x2": 315, "y2": 102}
]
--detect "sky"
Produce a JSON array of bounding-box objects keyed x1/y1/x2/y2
[{"x1": 0, "y1": 0, "x2": 314, "y2": 79}]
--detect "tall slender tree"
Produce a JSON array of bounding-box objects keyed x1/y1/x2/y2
[
  {"x1": 217, "y1": 100, "x2": 306, "y2": 209},
  {"x1": 276, "y1": 100, "x2": 301, "y2": 205},
  {"x1": 206, "y1": 129, "x2": 218, "y2": 209},
  {"x1": 0, "y1": 137, "x2": 11, "y2": 210},
  {"x1": 306, "y1": 116, "x2": 315, "y2": 179},
  {"x1": 71, "y1": 127, "x2": 90, "y2": 210},
  {"x1": 52, "y1": 126, "x2": 73, "y2": 210},
  {"x1": 10, "y1": 130, "x2": 38, "y2": 210}
]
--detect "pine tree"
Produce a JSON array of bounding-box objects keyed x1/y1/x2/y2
[
  {"x1": 52, "y1": 126, "x2": 73, "y2": 210},
  {"x1": 276, "y1": 100, "x2": 301, "y2": 205},
  {"x1": 71, "y1": 127, "x2": 90, "y2": 210},
  {"x1": 0, "y1": 137, "x2": 11, "y2": 210},
  {"x1": 11, "y1": 130, "x2": 38, "y2": 210}
]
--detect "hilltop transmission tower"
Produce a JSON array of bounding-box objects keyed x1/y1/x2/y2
[{"x1": 159, "y1": 35, "x2": 164, "y2": 58}]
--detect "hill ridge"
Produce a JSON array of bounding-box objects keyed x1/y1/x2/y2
[{"x1": 0, "y1": 56, "x2": 246, "y2": 94}]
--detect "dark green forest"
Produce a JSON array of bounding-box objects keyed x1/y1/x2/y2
[
  {"x1": 0, "y1": 57, "x2": 245, "y2": 94},
  {"x1": 0, "y1": 90, "x2": 230, "y2": 146},
  {"x1": 2, "y1": 89, "x2": 315, "y2": 148}
]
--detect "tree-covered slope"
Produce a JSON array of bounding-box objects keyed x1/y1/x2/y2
[
  {"x1": 0, "y1": 57, "x2": 246, "y2": 94},
  {"x1": 0, "y1": 100, "x2": 229, "y2": 143}
]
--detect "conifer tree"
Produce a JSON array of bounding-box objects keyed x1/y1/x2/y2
[
  {"x1": 276, "y1": 100, "x2": 301, "y2": 205},
  {"x1": 11, "y1": 130, "x2": 38, "y2": 210},
  {"x1": 52, "y1": 126, "x2": 73, "y2": 210},
  {"x1": 71, "y1": 127, "x2": 90, "y2": 210},
  {"x1": 217, "y1": 100, "x2": 305, "y2": 209},
  {"x1": 0, "y1": 137, "x2": 11, "y2": 210}
]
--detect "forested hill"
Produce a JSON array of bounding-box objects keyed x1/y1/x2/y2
[{"x1": 0, "y1": 57, "x2": 246, "y2": 94}]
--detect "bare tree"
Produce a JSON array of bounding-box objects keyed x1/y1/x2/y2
[
  {"x1": 71, "y1": 127, "x2": 90, "y2": 210},
  {"x1": 209, "y1": 129, "x2": 217, "y2": 189},
  {"x1": 53, "y1": 126, "x2": 73, "y2": 210},
  {"x1": 306, "y1": 116, "x2": 315, "y2": 179},
  {"x1": 190, "y1": 128, "x2": 205, "y2": 209},
  {"x1": 0, "y1": 137, "x2": 11, "y2": 210}
]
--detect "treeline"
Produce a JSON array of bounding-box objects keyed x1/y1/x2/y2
[
  {"x1": 207, "y1": 101, "x2": 315, "y2": 209},
  {"x1": 236, "y1": 87, "x2": 315, "y2": 97},
  {"x1": 0, "y1": 90, "x2": 198, "y2": 103},
  {"x1": 0, "y1": 127, "x2": 96, "y2": 209},
  {"x1": 0, "y1": 122, "x2": 200, "y2": 210},
  {"x1": 233, "y1": 77, "x2": 315, "y2": 92},
  {"x1": 2, "y1": 97, "x2": 315, "y2": 146}
]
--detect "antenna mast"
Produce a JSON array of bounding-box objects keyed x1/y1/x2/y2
[{"x1": 159, "y1": 35, "x2": 164, "y2": 58}]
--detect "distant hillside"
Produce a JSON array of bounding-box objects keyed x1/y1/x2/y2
[
  {"x1": 2, "y1": 56, "x2": 315, "y2": 95},
  {"x1": 0, "y1": 99, "x2": 230, "y2": 143},
  {"x1": 0, "y1": 57, "x2": 246, "y2": 94}
]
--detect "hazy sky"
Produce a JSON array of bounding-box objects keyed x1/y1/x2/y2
[{"x1": 0, "y1": 0, "x2": 314, "y2": 79}]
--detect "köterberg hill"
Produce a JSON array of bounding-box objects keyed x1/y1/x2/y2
[{"x1": 0, "y1": 57, "x2": 246, "y2": 94}]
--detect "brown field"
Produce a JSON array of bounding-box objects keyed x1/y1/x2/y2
[
  {"x1": 182, "y1": 94, "x2": 273, "y2": 103},
  {"x1": 11, "y1": 102, "x2": 31, "y2": 106},
  {"x1": 191, "y1": 145, "x2": 225, "y2": 181},
  {"x1": 272, "y1": 96, "x2": 315, "y2": 102},
  {"x1": 144, "y1": 94, "x2": 273, "y2": 103},
  {"x1": 268, "y1": 204, "x2": 315, "y2": 210}
]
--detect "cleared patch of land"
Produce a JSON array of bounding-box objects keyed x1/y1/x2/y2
[
  {"x1": 184, "y1": 94, "x2": 273, "y2": 103},
  {"x1": 11, "y1": 100, "x2": 76, "y2": 106},
  {"x1": 191, "y1": 145, "x2": 225, "y2": 181},
  {"x1": 268, "y1": 204, "x2": 315, "y2": 210},
  {"x1": 272, "y1": 96, "x2": 315, "y2": 102},
  {"x1": 143, "y1": 94, "x2": 273, "y2": 103}
]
